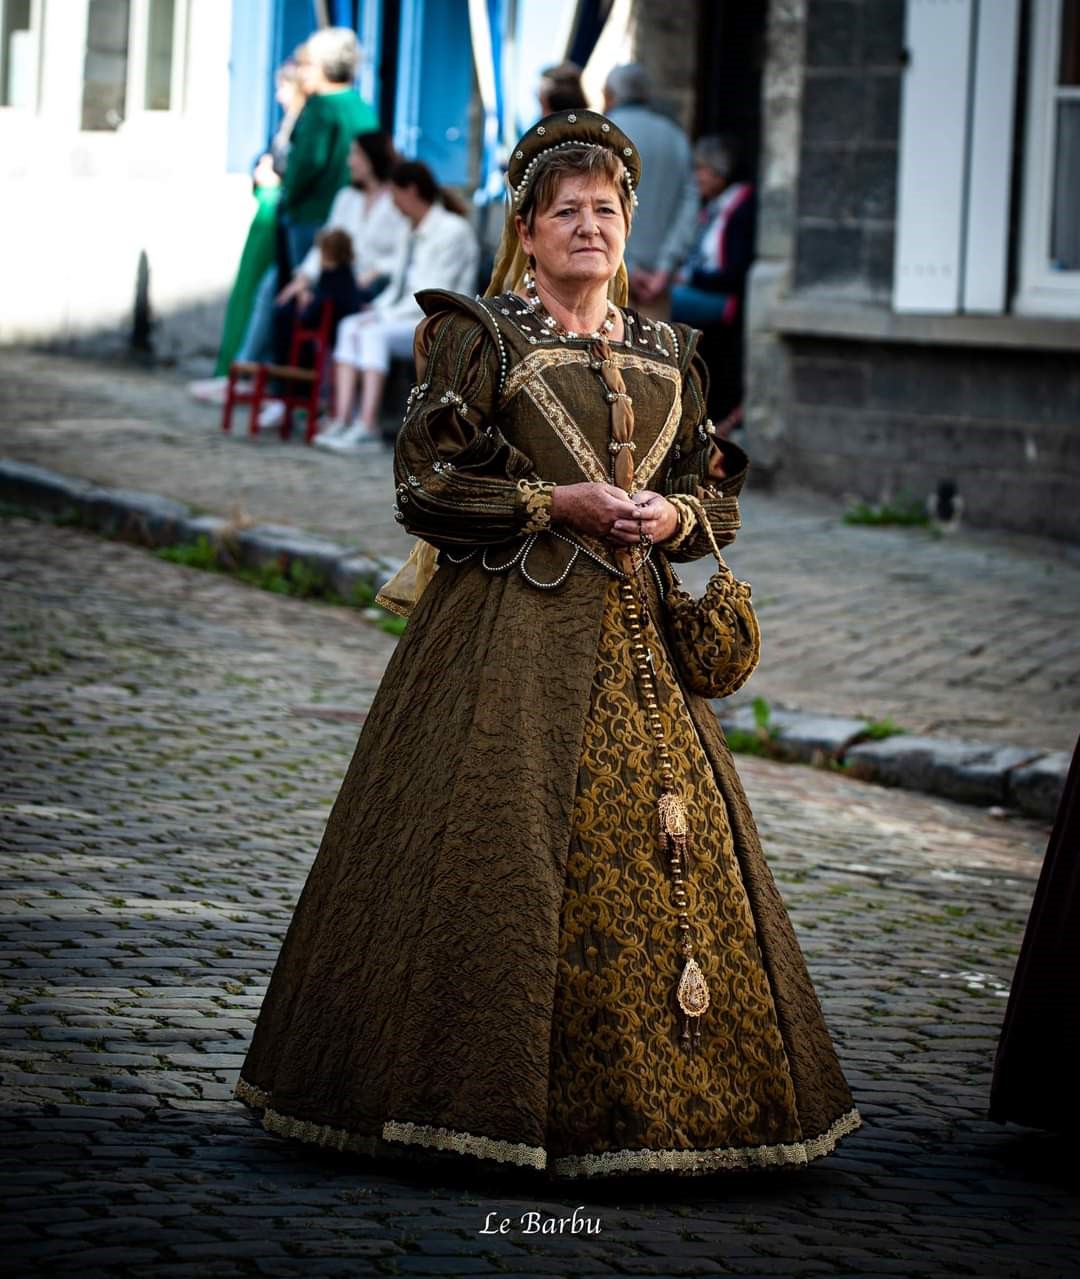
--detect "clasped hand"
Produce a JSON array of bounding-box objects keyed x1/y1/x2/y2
[{"x1": 550, "y1": 483, "x2": 679, "y2": 546}]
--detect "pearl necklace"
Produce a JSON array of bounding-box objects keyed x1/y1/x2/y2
[{"x1": 523, "y1": 272, "x2": 617, "y2": 342}]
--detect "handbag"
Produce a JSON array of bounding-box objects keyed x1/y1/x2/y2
[{"x1": 659, "y1": 493, "x2": 761, "y2": 699}]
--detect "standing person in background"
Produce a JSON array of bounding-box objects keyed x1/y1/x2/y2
[
  {"x1": 538, "y1": 61, "x2": 587, "y2": 115},
  {"x1": 283, "y1": 27, "x2": 378, "y2": 271},
  {"x1": 317, "y1": 160, "x2": 479, "y2": 451},
  {"x1": 990, "y1": 735, "x2": 1080, "y2": 1136},
  {"x1": 603, "y1": 63, "x2": 698, "y2": 321},
  {"x1": 188, "y1": 58, "x2": 307, "y2": 402}
]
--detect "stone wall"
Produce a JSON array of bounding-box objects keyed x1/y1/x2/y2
[
  {"x1": 745, "y1": 0, "x2": 1080, "y2": 541},
  {"x1": 794, "y1": 0, "x2": 903, "y2": 297},
  {"x1": 784, "y1": 336, "x2": 1080, "y2": 541}
]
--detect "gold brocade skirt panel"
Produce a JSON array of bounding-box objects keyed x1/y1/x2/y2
[{"x1": 546, "y1": 578, "x2": 803, "y2": 1162}]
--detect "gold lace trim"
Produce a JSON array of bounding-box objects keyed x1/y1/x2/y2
[
  {"x1": 551, "y1": 1107, "x2": 862, "y2": 1178},
  {"x1": 501, "y1": 345, "x2": 677, "y2": 406},
  {"x1": 517, "y1": 478, "x2": 554, "y2": 534},
  {"x1": 383, "y1": 1119, "x2": 547, "y2": 1170},
  {"x1": 524, "y1": 380, "x2": 607, "y2": 484},
  {"x1": 628, "y1": 360, "x2": 681, "y2": 490},
  {"x1": 503, "y1": 348, "x2": 679, "y2": 492},
  {"x1": 501, "y1": 346, "x2": 590, "y2": 404},
  {"x1": 235, "y1": 1076, "x2": 860, "y2": 1179}
]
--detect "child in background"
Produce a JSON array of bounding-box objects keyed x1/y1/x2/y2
[
  {"x1": 259, "y1": 228, "x2": 364, "y2": 431},
  {"x1": 299, "y1": 228, "x2": 364, "y2": 342}
]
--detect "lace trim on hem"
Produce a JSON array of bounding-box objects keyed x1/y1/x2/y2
[
  {"x1": 235, "y1": 1077, "x2": 860, "y2": 1179},
  {"x1": 550, "y1": 1107, "x2": 862, "y2": 1177},
  {"x1": 383, "y1": 1119, "x2": 547, "y2": 1171}
]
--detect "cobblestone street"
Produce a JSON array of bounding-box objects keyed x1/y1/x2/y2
[
  {"x1": 2, "y1": 516, "x2": 1077, "y2": 1277},
  {"x1": 2, "y1": 349, "x2": 1079, "y2": 752}
]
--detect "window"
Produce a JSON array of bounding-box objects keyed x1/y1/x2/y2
[
  {"x1": 1018, "y1": 0, "x2": 1080, "y2": 314},
  {"x1": 80, "y1": 0, "x2": 186, "y2": 131},
  {"x1": 0, "y1": 0, "x2": 41, "y2": 109},
  {"x1": 144, "y1": 0, "x2": 175, "y2": 111}
]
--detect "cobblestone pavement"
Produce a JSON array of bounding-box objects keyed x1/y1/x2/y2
[
  {"x1": 5, "y1": 350, "x2": 1080, "y2": 753},
  {"x1": 2, "y1": 515, "x2": 1078, "y2": 1278}
]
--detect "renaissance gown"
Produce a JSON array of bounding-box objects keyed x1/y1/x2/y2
[{"x1": 234, "y1": 289, "x2": 861, "y2": 1177}]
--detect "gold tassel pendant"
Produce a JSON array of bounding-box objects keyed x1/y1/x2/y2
[{"x1": 659, "y1": 789, "x2": 710, "y2": 1051}]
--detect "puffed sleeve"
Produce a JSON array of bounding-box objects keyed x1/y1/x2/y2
[
  {"x1": 393, "y1": 307, "x2": 554, "y2": 549},
  {"x1": 661, "y1": 332, "x2": 748, "y2": 563}
]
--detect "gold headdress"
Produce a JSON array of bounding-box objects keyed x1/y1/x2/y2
[{"x1": 485, "y1": 109, "x2": 642, "y2": 305}]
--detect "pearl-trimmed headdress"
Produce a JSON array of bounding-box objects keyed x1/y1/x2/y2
[
  {"x1": 506, "y1": 110, "x2": 642, "y2": 210},
  {"x1": 483, "y1": 109, "x2": 642, "y2": 306}
]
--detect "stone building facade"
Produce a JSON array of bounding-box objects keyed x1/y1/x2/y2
[{"x1": 745, "y1": 0, "x2": 1080, "y2": 541}]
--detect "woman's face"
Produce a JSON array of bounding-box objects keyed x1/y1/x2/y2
[{"x1": 516, "y1": 175, "x2": 627, "y2": 290}]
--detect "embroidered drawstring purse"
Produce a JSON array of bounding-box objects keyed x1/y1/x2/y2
[{"x1": 659, "y1": 493, "x2": 761, "y2": 699}]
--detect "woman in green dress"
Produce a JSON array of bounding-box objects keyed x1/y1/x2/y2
[{"x1": 235, "y1": 110, "x2": 860, "y2": 1178}]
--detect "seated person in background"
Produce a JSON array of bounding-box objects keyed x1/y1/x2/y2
[
  {"x1": 316, "y1": 160, "x2": 479, "y2": 452},
  {"x1": 671, "y1": 134, "x2": 756, "y2": 331},
  {"x1": 277, "y1": 130, "x2": 408, "y2": 316}
]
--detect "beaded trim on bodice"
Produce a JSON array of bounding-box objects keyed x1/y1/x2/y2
[{"x1": 481, "y1": 292, "x2": 680, "y2": 364}]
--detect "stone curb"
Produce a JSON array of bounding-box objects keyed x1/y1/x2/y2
[
  {"x1": 3, "y1": 457, "x2": 1068, "y2": 822},
  {"x1": 0, "y1": 457, "x2": 399, "y2": 598},
  {"x1": 713, "y1": 702, "x2": 1067, "y2": 822}
]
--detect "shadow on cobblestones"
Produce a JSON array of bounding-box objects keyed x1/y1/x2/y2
[{"x1": 2, "y1": 518, "x2": 1078, "y2": 1278}]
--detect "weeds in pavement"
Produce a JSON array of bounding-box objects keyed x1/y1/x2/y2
[
  {"x1": 153, "y1": 535, "x2": 407, "y2": 633},
  {"x1": 724, "y1": 696, "x2": 781, "y2": 758},
  {"x1": 862, "y1": 715, "x2": 905, "y2": 739},
  {"x1": 843, "y1": 494, "x2": 929, "y2": 527}
]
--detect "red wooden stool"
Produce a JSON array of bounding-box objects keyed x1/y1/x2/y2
[{"x1": 222, "y1": 301, "x2": 335, "y2": 444}]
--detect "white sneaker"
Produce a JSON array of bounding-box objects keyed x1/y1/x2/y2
[
  {"x1": 257, "y1": 400, "x2": 286, "y2": 430},
  {"x1": 317, "y1": 418, "x2": 350, "y2": 442},
  {"x1": 188, "y1": 376, "x2": 228, "y2": 404},
  {"x1": 319, "y1": 422, "x2": 383, "y2": 451}
]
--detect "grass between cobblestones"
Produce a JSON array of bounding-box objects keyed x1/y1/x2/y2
[{"x1": 0, "y1": 502, "x2": 408, "y2": 636}]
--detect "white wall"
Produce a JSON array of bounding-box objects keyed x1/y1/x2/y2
[{"x1": 0, "y1": 0, "x2": 253, "y2": 357}]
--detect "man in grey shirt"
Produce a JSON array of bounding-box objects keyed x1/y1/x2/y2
[{"x1": 604, "y1": 63, "x2": 700, "y2": 320}]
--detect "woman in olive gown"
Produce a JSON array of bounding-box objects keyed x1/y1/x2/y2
[{"x1": 235, "y1": 110, "x2": 860, "y2": 1178}]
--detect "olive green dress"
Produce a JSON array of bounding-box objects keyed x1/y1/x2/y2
[{"x1": 235, "y1": 289, "x2": 860, "y2": 1177}]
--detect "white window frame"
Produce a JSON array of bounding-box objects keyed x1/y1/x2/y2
[
  {"x1": 80, "y1": 0, "x2": 188, "y2": 132},
  {"x1": 1016, "y1": 0, "x2": 1080, "y2": 316},
  {"x1": 124, "y1": 0, "x2": 188, "y2": 120},
  {"x1": 0, "y1": 0, "x2": 44, "y2": 113}
]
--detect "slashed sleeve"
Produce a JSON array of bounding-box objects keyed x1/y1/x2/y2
[
  {"x1": 660, "y1": 329, "x2": 749, "y2": 563},
  {"x1": 393, "y1": 307, "x2": 554, "y2": 549}
]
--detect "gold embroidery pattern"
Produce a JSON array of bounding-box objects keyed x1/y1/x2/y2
[
  {"x1": 524, "y1": 381, "x2": 608, "y2": 483},
  {"x1": 517, "y1": 478, "x2": 555, "y2": 534},
  {"x1": 546, "y1": 579, "x2": 807, "y2": 1161}
]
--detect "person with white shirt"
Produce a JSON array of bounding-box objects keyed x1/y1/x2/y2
[
  {"x1": 277, "y1": 130, "x2": 408, "y2": 316},
  {"x1": 317, "y1": 160, "x2": 480, "y2": 451}
]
